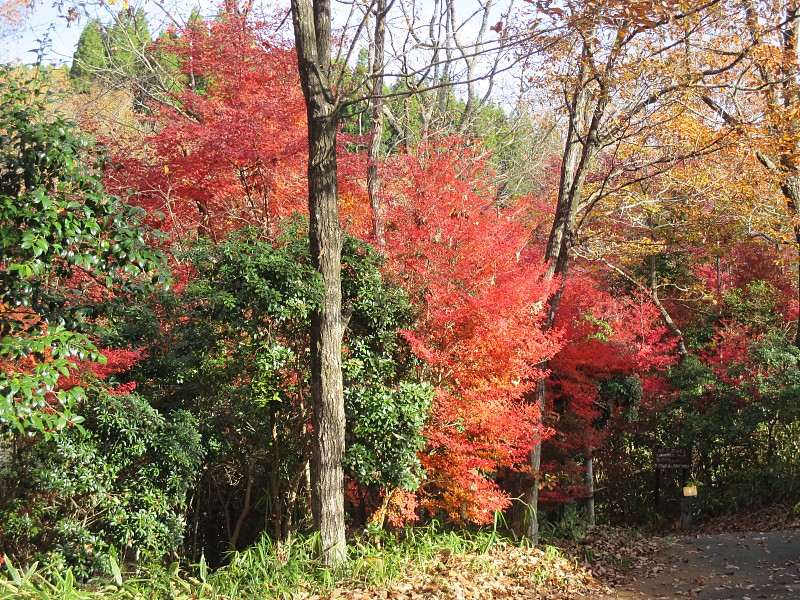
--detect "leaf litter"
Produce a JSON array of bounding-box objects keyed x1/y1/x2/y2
[
  {"x1": 295, "y1": 526, "x2": 671, "y2": 599},
  {"x1": 695, "y1": 502, "x2": 800, "y2": 534}
]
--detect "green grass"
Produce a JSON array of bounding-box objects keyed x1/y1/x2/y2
[{"x1": 0, "y1": 524, "x2": 517, "y2": 599}]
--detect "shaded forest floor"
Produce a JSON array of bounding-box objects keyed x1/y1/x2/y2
[
  {"x1": 610, "y1": 503, "x2": 800, "y2": 599},
  {"x1": 615, "y1": 530, "x2": 800, "y2": 599}
]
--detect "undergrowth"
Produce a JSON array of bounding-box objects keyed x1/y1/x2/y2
[{"x1": 0, "y1": 524, "x2": 550, "y2": 599}]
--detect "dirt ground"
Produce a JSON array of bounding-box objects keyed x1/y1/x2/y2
[{"x1": 610, "y1": 531, "x2": 800, "y2": 599}]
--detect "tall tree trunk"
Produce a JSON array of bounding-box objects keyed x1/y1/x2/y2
[
  {"x1": 270, "y1": 412, "x2": 282, "y2": 540},
  {"x1": 526, "y1": 232, "x2": 572, "y2": 543},
  {"x1": 526, "y1": 378, "x2": 546, "y2": 543},
  {"x1": 526, "y1": 141, "x2": 593, "y2": 542},
  {"x1": 527, "y1": 31, "x2": 606, "y2": 542},
  {"x1": 368, "y1": 0, "x2": 389, "y2": 248},
  {"x1": 784, "y1": 177, "x2": 800, "y2": 348},
  {"x1": 291, "y1": 0, "x2": 347, "y2": 566},
  {"x1": 307, "y1": 95, "x2": 347, "y2": 569}
]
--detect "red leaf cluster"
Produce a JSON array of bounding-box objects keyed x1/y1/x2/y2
[
  {"x1": 544, "y1": 275, "x2": 676, "y2": 500},
  {"x1": 108, "y1": 14, "x2": 308, "y2": 240},
  {"x1": 99, "y1": 15, "x2": 679, "y2": 525},
  {"x1": 383, "y1": 141, "x2": 562, "y2": 523}
]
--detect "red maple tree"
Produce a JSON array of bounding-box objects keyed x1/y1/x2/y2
[{"x1": 383, "y1": 139, "x2": 563, "y2": 523}]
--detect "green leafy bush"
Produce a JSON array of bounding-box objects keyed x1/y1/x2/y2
[
  {"x1": 118, "y1": 224, "x2": 431, "y2": 557},
  {"x1": 600, "y1": 280, "x2": 800, "y2": 524},
  {"x1": 0, "y1": 72, "x2": 166, "y2": 438},
  {"x1": 0, "y1": 383, "x2": 203, "y2": 578}
]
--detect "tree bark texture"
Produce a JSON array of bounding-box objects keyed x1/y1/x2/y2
[
  {"x1": 526, "y1": 379, "x2": 545, "y2": 545},
  {"x1": 368, "y1": 0, "x2": 389, "y2": 248},
  {"x1": 527, "y1": 31, "x2": 605, "y2": 543},
  {"x1": 291, "y1": 0, "x2": 347, "y2": 567}
]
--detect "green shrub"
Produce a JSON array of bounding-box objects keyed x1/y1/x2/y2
[
  {"x1": 0, "y1": 71, "x2": 166, "y2": 439},
  {"x1": 0, "y1": 384, "x2": 203, "y2": 578},
  {"x1": 114, "y1": 224, "x2": 432, "y2": 558}
]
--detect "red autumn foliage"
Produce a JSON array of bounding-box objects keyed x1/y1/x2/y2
[
  {"x1": 57, "y1": 347, "x2": 146, "y2": 396},
  {"x1": 107, "y1": 13, "x2": 307, "y2": 240},
  {"x1": 102, "y1": 13, "x2": 568, "y2": 524},
  {"x1": 383, "y1": 140, "x2": 563, "y2": 523},
  {"x1": 89, "y1": 347, "x2": 146, "y2": 381},
  {"x1": 698, "y1": 242, "x2": 796, "y2": 395},
  {"x1": 107, "y1": 11, "x2": 372, "y2": 243},
  {"x1": 100, "y1": 11, "x2": 680, "y2": 525},
  {"x1": 541, "y1": 273, "x2": 676, "y2": 502}
]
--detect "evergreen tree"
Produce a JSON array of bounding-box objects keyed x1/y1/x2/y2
[
  {"x1": 69, "y1": 19, "x2": 107, "y2": 91},
  {"x1": 70, "y1": 10, "x2": 152, "y2": 88},
  {"x1": 70, "y1": 10, "x2": 158, "y2": 107},
  {"x1": 107, "y1": 9, "x2": 151, "y2": 78}
]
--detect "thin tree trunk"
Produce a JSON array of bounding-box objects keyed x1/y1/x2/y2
[
  {"x1": 304, "y1": 458, "x2": 312, "y2": 523},
  {"x1": 368, "y1": 0, "x2": 389, "y2": 248},
  {"x1": 527, "y1": 30, "x2": 606, "y2": 542},
  {"x1": 271, "y1": 413, "x2": 282, "y2": 540},
  {"x1": 190, "y1": 483, "x2": 201, "y2": 562},
  {"x1": 544, "y1": 40, "x2": 592, "y2": 272},
  {"x1": 526, "y1": 165, "x2": 587, "y2": 542},
  {"x1": 786, "y1": 177, "x2": 800, "y2": 348},
  {"x1": 282, "y1": 485, "x2": 298, "y2": 539},
  {"x1": 526, "y1": 281, "x2": 563, "y2": 543},
  {"x1": 527, "y1": 378, "x2": 546, "y2": 544},
  {"x1": 794, "y1": 225, "x2": 800, "y2": 349},
  {"x1": 229, "y1": 461, "x2": 254, "y2": 550},
  {"x1": 585, "y1": 454, "x2": 595, "y2": 527}
]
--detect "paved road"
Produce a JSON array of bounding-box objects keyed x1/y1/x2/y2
[{"x1": 616, "y1": 531, "x2": 800, "y2": 599}]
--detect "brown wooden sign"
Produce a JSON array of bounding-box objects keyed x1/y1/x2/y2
[{"x1": 654, "y1": 448, "x2": 691, "y2": 470}]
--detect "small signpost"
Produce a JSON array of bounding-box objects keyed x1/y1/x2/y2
[
  {"x1": 653, "y1": 448, "x2": 692, "y2": 470},
  {"x1": 653, "y1": 448, "x2": 692, "y2": 522}
]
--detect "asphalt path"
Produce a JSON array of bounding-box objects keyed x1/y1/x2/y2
[{"x1": 616, "y1": 531, "x2": 800, "y2": 599}]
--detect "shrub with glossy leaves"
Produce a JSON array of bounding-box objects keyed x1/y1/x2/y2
[
  {"x1": 122, "y1": 223, "x2": 431, "y2": 557},
  {"x1": 0, "y1": 382, "x2": 203, "y2": 577},
  {"x1": 0, "y1": 72, "x2": 166, "y2": 437}
]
